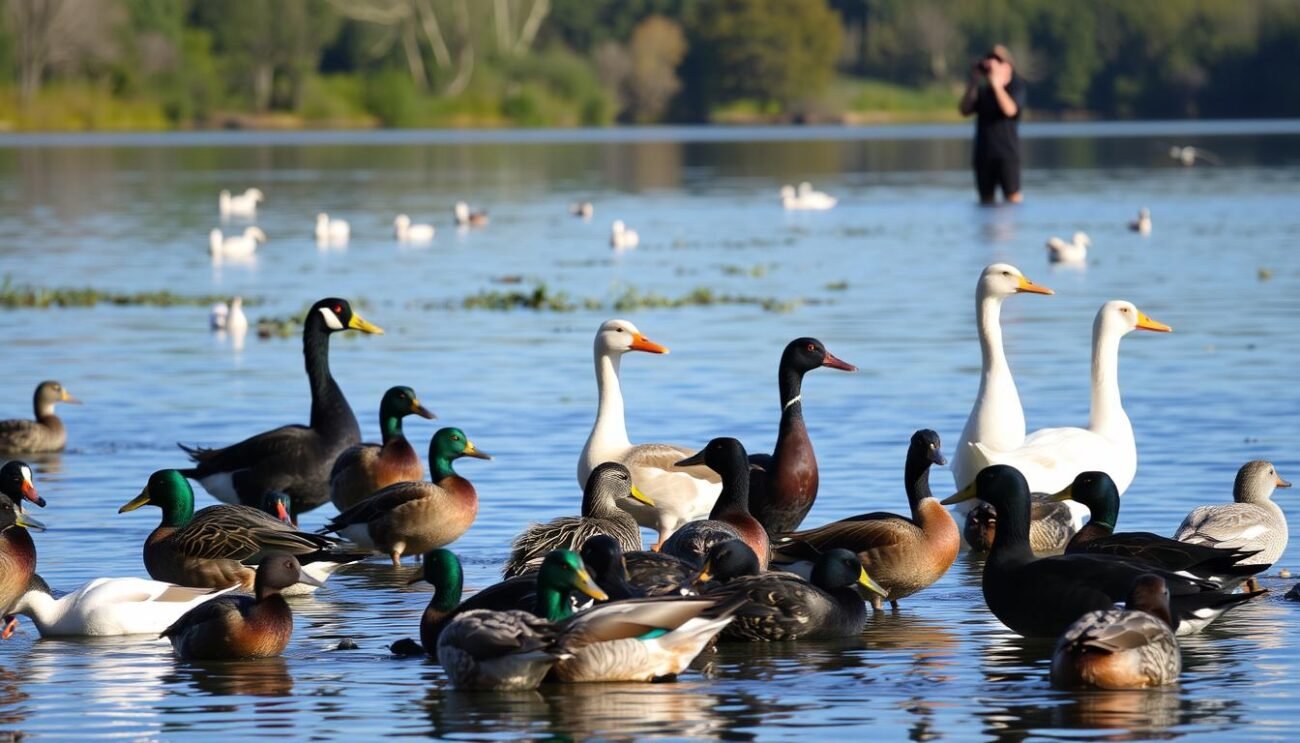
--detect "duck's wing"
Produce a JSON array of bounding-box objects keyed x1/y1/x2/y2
[
  {"x1": 1077, "y1": 609, "x2": 1171, "y2": 653},
  {"x1": 160, "y1": 595, "x2": 250, "y2": 638},
  {"x1": 624, "y1": 551, "x2": 698, "y2": 596},
  {"x1": 556, "y1": 596, "x2": 721, "y2": 647},
  {"x1": 504, "y1": 517, "x2": 636, "y2": 578},
  {"x1": 323, "y1": 482, "x2": 433, "y2": 531},
  {"x1": 440, "y1": 609, "x2": 558, "y2": 660},
  {"x1": 659, "y1": 520, "x2": 742, "y2": 567},
  {"x1": 773, "y1": 512, "x2": 913, "y2": 560},
  {"x1": 179, "y1": 424, "x2": 316, "y2": 476},
  {"x1": 1080, "y1": 531, "x2": 1261, "y2": 578},
  {"x1": 0, "y1": 419, "x2": 46, "y2": 450},
  {"x1": 180, "y1": 505, "x2": 341, "y2": 561},
  {"x1": 1174, "y1": 504, "x2": 1270, "y2": 549}
]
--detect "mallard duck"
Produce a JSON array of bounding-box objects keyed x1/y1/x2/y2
[
  {"x1": 1129, "y1": 207, "x2": 1152, "y2": 234},
  {"x1": 315, "y1": 213, "x2": 350, "y2": 244},
  {"x1": 0, "y1": 381, "x2": 81, "y2": 453},
  {"x1": 1175, "y1": 460, "x2": 1291, "y2": 592},
  {"x1": 503, "y1": 462, "x2": 652, "y2": 578},
  {"x1": 0, "y1": 494, "x2": 44, "y2": 633},
  {"x1": 162, "y1": 553, "x2": 322, "y2": 660},
  {"x1": 610, "y1": 220, "x2": 639, "y2": 250},
  {"x1": 1051, "y1": 574, "x2": 1181, "y2": 689},
  {"x1": 1046, "y1": 232, "x2": 1090, "y2": 265},
  {"x1": 260, "y1": 491, "x2": 362, "y2": 595},
  {"x1": 178, "y1": 297, "x2": 384, "y2": 518},
  {"x1": 1053, "y1": 470, "x2": 1262, "y2": 587},
  {"x1": 218, "y1": 188, "x2": 263, "y2": 218},
  {"x1": 118, "y1": 469, "x2": 358, "y2": 590},
  {"x1": 747, "y1": 338, "x2": 857, "y2": 534},
  {"x1": 329, "y1": 386, "x2": 436, "y2": 512},
  {"x1": 942, "y1": 465, "x2": 1262, "y2": 637},
  {"x1": 771, "y1": 429, "x2": 957, "y2": 609},
  {"x1": 322, "y1": 427, "x2": 490, "y2": 566},
  {"x1": 453, "y1": 201, "x2": 488, "y2": 227},
  {"x1": 209, "y1": 227, "x2": 266, "y2": 260},
  {"x1": 0, "y1": 460, "x2": 44, "y2": 509},
  {"x1": 437, "y1": 609, "x2": 569, "y2": 690},
  {"x1": 698, "y1": 540, "x2": 886, "y2": 641},
  {"x1": 394, "y1": 214, "x2": 435, "y2": 243},
  {"x1": 4, "y1": 574, "x2": 235, "y2": 638},
  {"x1": 662, "y1": 437, "x2": 769, "y2": 569},
  {"x1": 578, "y1": 319, "x2": 721, "y2": 549},
  {"x1": 580, "y1": 534, "x2": 696, "y2": 599},
  {"x1": 951, "y1": 264, "x2": 1053, "y2": 498},
  {"x1": 963, "y1": 496, "x2": 1077, "y2": 555}
]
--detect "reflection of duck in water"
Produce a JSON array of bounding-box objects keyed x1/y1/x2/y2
[{"x1": 170, "y1": 656, "x2": 295, "y2": 697}]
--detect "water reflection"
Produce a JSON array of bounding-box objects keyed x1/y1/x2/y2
[{"x1": 166, "y1": 657, "x2": 295, "y2": 697}]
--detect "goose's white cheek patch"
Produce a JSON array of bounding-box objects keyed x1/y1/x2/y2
[{"x1": 319, "y1": 307, "x2": 344, "y2": 331}]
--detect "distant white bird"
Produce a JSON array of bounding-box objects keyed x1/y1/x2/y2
[
  {"x1": 1169, "y1": 145, "x2": 1221, "y2": 167},
  {"x1": 209, "y1": 227, "x2": 266, "y2": 259},
  {"x1": 454, "y1": 201, "x2": 489, "y2": 227},
  {"x1": 1046, "y1": 231, "x2": 1091, "y2": 265},
  {"x1": 571, "y1": 202, "x2": 595, "y2": 220},
  {"x1": 780, "y1": 182, "x2": 837, "y2": 210},
  {"x1": 227, "y1": 296, "x2": 248, "y2": 337},
  {"x1": 209, "y1": 302, "x2": 228, "y2": 330},
  {"x1": 218, "y1": 188, "x2": 264, "y2": 218},
  {"x1": 610, "y1": 220, "x2": 639, "y2": 250},
  {"x1": 1129, "y1": 208, "x2": 1152, "y2": 236},
  {"x1": 316, "y1": 213, "x2": 350, "y2": 245},
  {"x1": 394, "y1": 214, "x2": 435, "y2": 243}
]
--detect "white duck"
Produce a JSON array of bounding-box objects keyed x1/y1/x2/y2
[
  {"x1": 315, "y1": 213, "x2": 350, "y2": 245},
  {"x1": 394, "y1": 214, "x2": 435, "y2": 243},
  {"x1": 1047, "y1": 232, "x2": 1091, "y2": 265},
  {"x1": 1175, "y1": 460, "x2": 1291, "y2": 583},
  {"x1": 969, "y1": 300, "x2": 1171, "y2": 525},
  {"x1": 454, "y1": 201, "x2": 489, "y2": 227},
  {"x1": 4, "y1": 576, "x2": 235, "y2": 637},
  {"x1": 780, "y1": 182, "x2": 837, "y2": 210},
  {"x1": 578, "y1": 319, "x2": 721, "y2": 548},
  {"x1": 209, "y1": 227, "x2": 266, "y2": 260},
  {"x1": 951, "y1": 264, "x2": 1055, "y2": 500},
  {"x1": 1129, "y1": 208, "x2": 1152, "y2": 235},
  {"x1": 218, "y1": 188, "x2": 264, "y2": 218},
  {"x1": 610, "y1": 220, "x2": 639, "y2": 250},
  {"x1": 571, "y1": 202, "x2": 594, "y2": 220}
]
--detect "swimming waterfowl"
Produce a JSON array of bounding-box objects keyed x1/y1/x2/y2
[
  {"x1": 1051, "y1": 574, "x2": 1181, "y2": 689},
  {"x1": 1053, "y1": 470, "x2": 1263, "y2": 587},
  {"x1": 780, "y1": 182, "x2": 837, "y2": 210},
  {"x1": 0, "y1": 460, "x2": 45, "y2": 509},
  {"x1": 178, "y1": 297, "x2": 383, "y2": 518},
  {"x1": 698, "y1": 540, "x2": 886, "y2": 641},
  {"x1": 503, "y1": 462, "x2": 653, "y2": 578},
  {"x1": 322, "y1": 427, "x2": 491, "y2": 566},
  {"x1": 4, "y1": 574, "x2": 236, "y2": 638},
  {"x1": 581, "y1": 534, "x2": 696, "y2": 599},
  {"x1": 570, "y1": 202, "x2": 594, "y2": 220},
  {"x1": 162, "y1": 553, "x2": 322, "y2": 660},
  {"x1": 1175, "y1": 460, "x2": 1291, "y2": 592},
  {"x1": 610, "y1": 220, "x2": 639, "y2": 250},
  {"x1": 963, "y1": 300, "x2": 1171, "y2": 528},
  {"x1": 260, "y1": 491, "x2": 362, "y2": 594},
  {"x1": 662, "y1": 437, "x2": 770, "y2": 569},
  {"x1": 209, "y1": 227, "x2": 265, "y2": 260},
  {"x1": 747, "y1": 338, "x2": 857, "y2": 534},
  {"x1": 578, "y1": 319, "x2": 721, "y2": 548},
  {"x1": 943, "y1": 465, "x2": 1262, "y2": 637},
  {"x1": 951, "y1": 264, "x2": 1053, "y2": 498},
  {"x1": 771, "y1": 429, "x2": 958, "y2": 608},
  {"x1": 329, "y1": 385, "x2": 436, "y2": 512},
  {"x1": 1169, "y1": 145, "x2": 1221, "y2": 167},
  {"x1": 315, "y1": 213, "x2": 350, "y2": 244},
  {"x1": 0, "y1": 380, "x2": 80, "y2": 453},
  {"x1": 1047, "y1": 232, "x2": 1090, "y2": 265},
  {"x1": 453, "y1": 201, "x2": 489, "y2": 227},
  {"x1": 1129, "y1": 208, "x2": 1152, "y2": 235},
  {"x1": 119, "y1": 469, "x2": 357, "y2": 590},
  {"x1": 218, "y1": 188, "x2": 263, "y2": 218},
  {"x1": 0, "y1": 494, "x2": 44, "y2": 631},
  {"x1": 963, "y1": 496, "x2": 1077, "y2": 555},
  {"x1": 394, "y1": 214, "x2": 435, "y2": 243}
]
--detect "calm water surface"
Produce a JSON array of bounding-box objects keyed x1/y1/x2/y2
[{"x1": 1, "y1": 123, "x2": 1299, "y2": 741}]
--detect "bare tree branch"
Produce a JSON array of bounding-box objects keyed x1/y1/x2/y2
[
  {"x1": 415, "y1": 0, "x2": 451, "y2": 68},
  {"x1": 514, "y1": 0, "x2": 549, "y2": 56}
]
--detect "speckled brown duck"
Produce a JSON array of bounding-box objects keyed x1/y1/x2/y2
[{"x1": 329, "y1": 385, "x2": 436, "y2": 512}]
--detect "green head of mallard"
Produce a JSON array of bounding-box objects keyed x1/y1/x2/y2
[
  {"x1": 308, "y1": 298, "x2": 384, "y2": 335},
  {"x1": 1047, "y1": 471, "x2": 1120, "y2": 531},
  {"x1": 118, "y1": 469, "x2": 196, "y2": 527},
  {"x1": 410, "y1": 548, "x2": 464, "y2": 612},
  {"x1": 379, "y1": 386, "x2": 436, "y2": 440},
  {"x1": 428, "y1": 428, "x2": 492, "y2": 481},
  {"x1": 535, "y1": 549, "x2": 608, "y2": 621},
  {"x1": 811, "y1": 547, "x2": 887, "y2": 598},
  {"x1": 0, "y1": 461, "x2": 44, "y2": 509}
]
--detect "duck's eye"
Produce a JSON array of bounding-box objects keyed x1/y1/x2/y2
[
  {"x1": 616, "y1": 327, "x2": 625, "y2": 333},
  {"x1": 806, "y1": 343, "x2": 816, "y2": 352},
  {"x1": 333, "y1": 304, "x2": 343, "y2": 314},
  {"x1": 452, "y1": 435, "x2": 461, "y2": 441},
  {"x1": 1002, "y1": 271, "x2": 1011, "y2": 277}
]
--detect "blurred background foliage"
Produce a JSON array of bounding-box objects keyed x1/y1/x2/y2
[{"x1": 1, "y1": 0, "x2": 1297, "y2": 131}]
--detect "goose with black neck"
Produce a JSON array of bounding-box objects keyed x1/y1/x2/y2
[{"x1": 661, "y1": 437, "x2": 770, "y2": 569}]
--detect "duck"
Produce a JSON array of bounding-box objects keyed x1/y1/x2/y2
[
  {"x1": 770, "y1": 429, "x2": 958, "y2": 609},
  {"x1": 260, "y1": 491, "x2": 363, "y2": 594},
  {"x1": 1169, "y1": 145, "x2": 1220, "y2": 167},
  {"x1": 698, "y1": 540, "x2": 886, "y2": 641},
  {"x1": 503, "y1": 462, "x2": 653, "y2": 578},
  {"x1": 1050, "y1": 574, "x2": 1181, "y2": 689},
  {"x1": 218, "y1": 188, "x2": 263, "y2": 218},
  {"x1": 118, "y1": 469, "x2": 360, "y2": 590},
  {"x1": 951, "y1": 264, "x2": 1054, "y2": 498},
  {"x1": 961, "y1": 300, "x2": 1172, "y2": 529},
  {"x1": 453, "y1": 201, "x2": 489, "y2": 227},
  {"x1": 3, "y1": 574, "x2": 236, "y2": 638},
  {"x1": 1052, "y1": 470, "x2": 1263, "y2": 587},
  {"x1": 209, "y1": 227, "x2": 266, "y2": 260},
  {"x1": 747, "y1": 338, "x2": 857, "y2": 534},
  {"x1": 570, "y1": 202, "x2": 594, "y2": 220},
  {"x1": 1175, "y1": 460, "x2": 1291, "y2": 592},
  {"x1": 328, "y1": 385, "x2": 437, "y2": 512},
  {"x1": 394, "y1": 214, "x2": 435, "y2": 243},
  {"x1": 1046, "y1": 232, "x2": 1090, "y2": 265},
  {"x1": 210, "y1": 297, "x2": 248, "y2": 333},
  {"x1": 780, "y1": 182, "x2": 837, "y2": 210},
  {"x1": 578, "y1": 319, "x2": 720, "y2": 548},
  {"x1": 0, "y1": 494, "x2": 44, "y2": 632},
  {"x1": 0, "y1": 460, "x2": 45, "y2": 509},
  {"x1": 581, "y1": 534, "x2": 697, "y2": 599},
  {"x1": 1129, "y1": 208, "x2": 1152, "y2": 235},
  {"x1": 942, "y1": 464, "x2": 1263, "y2": 637},
  {"x1": 963, "y1": 496, "x2": 1077, "y2": 555},
  {"x1": 610, "y1": 220, "x2": 639, "y2": 250},
  {"x1": 161, "y1": 553, "x2": 323, "y2": 660},
  {"x1": 0, "y1": 380, "x2": 81, "y2": 453},
  {"x1": 315, "y1": 213, "x2": 350, "y2": 245},
  {"x1": 321, "y1": 427, "x2": 491, "y2": 566},
  {"x1": 662, "y1": 437, "x2": 770, "y2": 569},
  {"x1": 178, "y1": 297, "x2": 383, "y2": 517}
]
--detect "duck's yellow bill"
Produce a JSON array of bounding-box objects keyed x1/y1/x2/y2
[
  {"x1": 695, "y1": 559, "x2": 714, "y2": 584},
  {"x1": 1016, "y1": 275, "x2": 1054, "y2": 295},
  {"x1": 859, "y1": 566, "x2": 887, "y2": 597},
  {"x1": 1136, "y1": 312, "x2": 1172, "y2": 333},
  {"x1": 629, "y1": 485, "x2": 654, "y2": 507},
  {"x1": 574, "y1": 569, "x2": 609, "y2": 601},
  {"x1": 1045, "y1": 484, "x2": 1075, "y2": 502},
  {"x1": 347, "y1": 312, "x2": 384, "y2": 335},
  {"x1": 462, "y1": 440, "x2": 492, "y2": 460},
  {"x1": 118, "y1": 488, "x2": 152, "y2": 513},
  {"x1": 940, "y1": 482, "x2": 977, "y2": 506}
]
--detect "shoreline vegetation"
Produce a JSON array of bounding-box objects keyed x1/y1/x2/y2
[{"x1": 2, "y1": 1, "x2": 1297, "y2": 134}]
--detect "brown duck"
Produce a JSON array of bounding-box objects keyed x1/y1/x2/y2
[
  {"x1": 1, "y1": 493, "x2": 45, "y2": 635},
  {"x1": 0, "y1": 380, "x2": 80, "y2": 453},
  {"x1": 329, "y1": 385, "x2": 436, "y2": 511},
  {"x1": 661, "y1": 437, "x2": 770, "y2": 569}
]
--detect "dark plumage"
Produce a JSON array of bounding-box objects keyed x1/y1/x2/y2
[
  {"x1": 747, "y1": 338, "x2": 856, "y2": 534},
  {"x1": 0, "y1": 381, "x2": 80, "y2": 453},
  {"x1": 662, "y1": 438, "x2": 770, "y2": 569},
  {"x1": 178, "y1": 298, "x2": 383, "y2": 517},
  {"x1": 0, "y1": 461, "x2": 44, "y2": 509},
  {"x1": 328, "y1": 385, "x2": 435, "y2": 512},
  {"x1": 580, "y1": 534, "x2": 696, "y2": 599}
]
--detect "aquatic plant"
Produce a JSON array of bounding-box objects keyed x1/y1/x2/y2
[{"x1": 0, "y1": 278, "x2": 259, "y2": 310}]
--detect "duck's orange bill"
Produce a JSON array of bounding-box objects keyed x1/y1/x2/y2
[
  {"x1": 630, "y1": 333, "x2": 669, "y2": 354},
  {"x1": 1016, "y1": 275, "x2": 1054, "y2": 295},
  {"x1": 1136, "y1": 313, "x2": 1172, "y2": 332},
  {"x1": 1, "y1": 617, "x2": 16, "y2": 640}
]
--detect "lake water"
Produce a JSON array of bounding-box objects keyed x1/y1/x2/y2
[{"x1": 2, "y1": 121, "x2": 1299, "y2": 741}]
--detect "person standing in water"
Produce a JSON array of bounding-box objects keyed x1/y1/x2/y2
[{"x1": 959, "y1": 45, "x2": 1026, "y2": 205}]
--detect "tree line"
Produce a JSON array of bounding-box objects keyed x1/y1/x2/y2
[{"x1": 2, "y1": 0, "x2": 1297, "y2": 130}]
